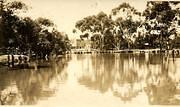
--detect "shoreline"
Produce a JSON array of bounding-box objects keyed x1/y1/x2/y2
[{"x1": 70, "y1": 49, "x2": 180, "y2": 54}]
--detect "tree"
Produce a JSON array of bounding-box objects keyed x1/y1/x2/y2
[
  {"x1": 33, "y1": 18, "x2": 70, "y2": 58},
  {"x1": 80, "y1": 33, "x2": 89, "y2": 40},
  {"x1": 143, "y1": 1, "x2": 179, "y2": 50},
  {"x1": 115, "y1": 18, "x2": 141, "y2": 49},
  {"x1": 16, "y1": 17, "x2": 40, "y2": 53},
  {"x1": 90, "y1": 34, "x2": 101, "y2": 49},
  {"x1": 51, "y1": 30, "x2": 71, "y2": 54},
  {"x1": 75, "y1": 11, "x2": 115, "y2": 50},
  {"x1": 36, "y1": 17, "x2": 54, "y2": 28},
  {"x1": 111, "y1": 2, "x2": 142, "y2": 49},
  {"x1": 0, "y1": 0, "x2": 28, "y2": 48}
]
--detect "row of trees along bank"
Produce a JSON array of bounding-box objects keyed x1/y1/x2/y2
[
  {"x1": 0, "y1": 0, "x2": 71, "y2": 60},
  {"x1": 74, "y1": 1, "x2": 180, "y2": 50}
]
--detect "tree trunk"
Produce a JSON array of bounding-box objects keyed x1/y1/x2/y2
[
  {"x1": 11, "y1": 54, "x2": 14, "y2": 67},
  {"x1": 7, "y1": 54, "x2": 10, "y2": 67}
]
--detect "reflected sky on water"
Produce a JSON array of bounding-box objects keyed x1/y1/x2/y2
[{"x1": 0, "y1": 53, "x2": 180, "y2": 106}]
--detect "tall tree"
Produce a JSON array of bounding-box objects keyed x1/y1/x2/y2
[
  {"x1": 75, "y1": 11, "x2": 115, "y2": 50},
  {"x1": 0, "y1": 0, "x2": 27, "y2": 48},
  {"x1": 143, "y1": 1, "x2": 179, "y2": 50},
  {"x1": 16, "y1": 17, "x2": 40, "y2": 53},
  {"x1": 111, "y1": 2, "x2": 142, "y2": 49}
]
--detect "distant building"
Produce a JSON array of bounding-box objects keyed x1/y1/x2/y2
[{"x1": 76, "y1": 39, "x2": 91, "y2": 50}]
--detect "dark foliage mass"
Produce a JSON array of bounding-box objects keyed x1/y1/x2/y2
[
  {"x1": 0, "y1": 0, "x2": 71, "y2": 58},
  {"x1": 75, "y1": 1, "x2": 180, "y2": 50}
]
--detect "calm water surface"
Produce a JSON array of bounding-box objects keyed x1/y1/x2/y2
[{"x1": 0, "y1": 53, "x2": 180, "y2": 106}]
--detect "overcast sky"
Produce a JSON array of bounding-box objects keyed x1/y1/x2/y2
[{"x1": 20, "y1": 0, "x2": 147, "y2": 39}]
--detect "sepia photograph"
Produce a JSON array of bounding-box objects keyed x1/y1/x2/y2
[{"x1": 0, "y1": 0, "x2": 180, "y2": 106}]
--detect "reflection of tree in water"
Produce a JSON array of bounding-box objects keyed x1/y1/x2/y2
[
  {"x1": 78, "y1": 53, "x2": 180, "y2": 104},
  {"x1": 16, "y1": 70, "x2": 58, "y2": 104},
  {"x1": 111, "y1": 54, "x2": 145, "y2": 102},
  {"x1": 79, "y1": 54, "x2": 116, "y2": 93},
  {"x1": 78, "y1": 54, "x2": 146, "y2": 102},
  {"x1": 112, "y1": 83, "x2": 140, "y2": 102},
  {"x1": 149, "y1": 54, "x2": 163, "y2": 65},
  {"x1": 0, "y1": 56, "x2": 71, "y2": 105},
  {"x1": 145, "y1": 54, "x2": 180, "y2": 105},
  {"x1": 145, "y1": 75, "x2": 177, "y2": 105},
  {"x1": 76, "y1": 54, "x2": 86, "y2": 61}
]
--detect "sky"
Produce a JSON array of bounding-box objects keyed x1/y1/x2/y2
[{"x1": 19, "y1": 0, "x2": 147, "y2": 40}]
